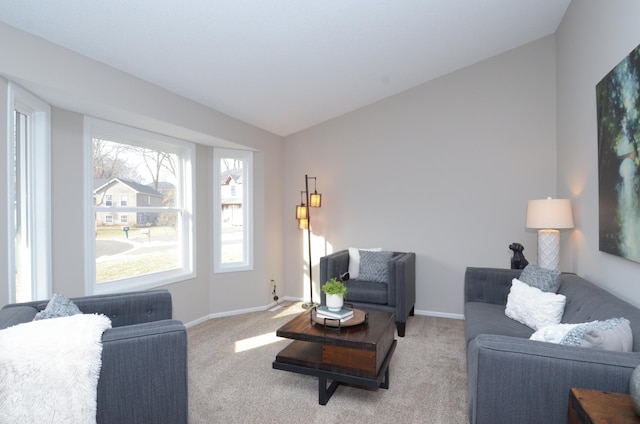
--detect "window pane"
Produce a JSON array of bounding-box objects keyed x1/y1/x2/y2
[
  {"x1": 13, "y1": 111, "x2": 30, "y2": 302},
  {"x1": 9, "y1": 84, "x2": 51, "y2": 303},
  {"x1": 93, "y1": 138, "x2": 182, "y2": 284},
  {"x1": 220, "y1": 157, "x2": 244, "y2": 264}
]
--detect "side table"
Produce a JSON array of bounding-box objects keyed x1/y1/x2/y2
[{"x1": 569, "y1": 388, "x2": 640, "y2": 424}]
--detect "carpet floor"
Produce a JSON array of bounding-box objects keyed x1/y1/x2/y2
[{"x1": 187, "y1": 302, "x2": 468, "y2": 423}]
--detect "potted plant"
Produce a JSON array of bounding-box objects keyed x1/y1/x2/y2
[{"x1": 322, "y1": 278, "x2": 348, "y2": 311}]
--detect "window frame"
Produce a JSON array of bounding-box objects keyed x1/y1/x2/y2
[
  {"x1": 213, "y1": 148, "x2": 253, "y2": 273},
  {"x1": 6, "y1": 83, "x2": 52, "y2": 303},
  {"x1": 84, "y1": 117, "x2": 195, "y2": 294}
]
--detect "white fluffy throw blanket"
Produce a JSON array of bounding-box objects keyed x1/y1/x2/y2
[{"x1": 0, "y1": 314, "x2": 112, "y2": 424}]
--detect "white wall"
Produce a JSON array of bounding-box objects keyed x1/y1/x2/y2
[
  {"x1": 556, "y1": 0, "x2": 640, "y2": 308},
  {"x1": 7, "y1": 3, "x2": 639, "y2": 319},
  {"x1": 283, "y1": 36, "x2": 558, "y2": 316},
  {"x1": 0, "y1": 22, "x2": 285, "y2": 323}
]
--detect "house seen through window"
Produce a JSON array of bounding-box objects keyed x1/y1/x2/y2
[
  {"x1": 213, "y1": 148, "x2": 253, "y2": 272},
  {"x1": 87, "y1": 118, "x2": 194, "y2": 293}
]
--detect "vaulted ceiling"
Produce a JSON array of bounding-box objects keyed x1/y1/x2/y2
[{"x1": 0, "y1": 0, "x2": 570, "y2": 136}]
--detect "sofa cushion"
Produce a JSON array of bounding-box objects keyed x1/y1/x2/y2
[
  {"x1": 358, "y1": 250, "x2": 393, "y2": 283},
  {"x1": 505, "y1": 279, "x2": 566, "y2": 330},
  {"x1": 345, "y1": 279, "x2": 388, "y2": 305},
  {"x1": 529, "y1": 323, "x2": 579, "y2": 343},
  {"x1": 519, "y1": 264, "x2": 561, "y2": 292},
  {"x1": 34, "y1": 293, "x2": 82, "y2": 320},
  {"x1": 531, "y1": 318, "x2": 633, "y2": 352},
  {"x1": 464, "y1": 302, "x2": 534, "y2": 346},
  {"x1": 0, "y1": 306, "x2": 38, "y2": 330},
  {"x1": 347, "y1": 247, "x2": 381, "y2": 279},
  {"x1": 560, "y1": 318, "x2": 633, "y2": 352}
]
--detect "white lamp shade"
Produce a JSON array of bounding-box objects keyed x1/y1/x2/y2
[{"x1": 526, "y1": 198, "x2": 574, "y2": 230}]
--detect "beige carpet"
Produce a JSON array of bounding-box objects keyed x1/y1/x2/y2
[{"x1": 187, "y1": 302, "x2": 468, "y2": 423}]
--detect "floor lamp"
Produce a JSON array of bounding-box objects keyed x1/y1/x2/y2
[
  {"x1": 525, "y1": 197, "x2": 574, "y2": 270},
  {"x1": 296, "y1": 174, "x2": 321, "y2": 309}
]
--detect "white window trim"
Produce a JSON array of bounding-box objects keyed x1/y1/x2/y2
[
  {"x1": 84, "y1": 117, "x2": 195, "y2": 294},
  {"x1": 6, "y1": 83, "x2": 52, "y2": 302},
  {"x1": 213, "y1": 148, "x2": 253, "y2": 273}
]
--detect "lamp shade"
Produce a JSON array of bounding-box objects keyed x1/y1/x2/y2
[
  {"x1": 310, "y1": 192, "x2": 321, "y2": 208},
  {"x1": 296, "y1": 204, "x2": 308, "y2": 219},
  {"x1": 298, "y1": 218, "x2": 308, "y2": 229},
  {"x1": 525, "y1": 198, "x2": 574, "y2": 229}
]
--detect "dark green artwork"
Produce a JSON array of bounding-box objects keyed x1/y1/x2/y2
[{"x1": 596, "y1": 42, "x2": 640, "y2": 263}]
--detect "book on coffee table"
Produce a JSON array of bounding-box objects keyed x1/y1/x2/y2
[
  {"x1": 317, "y1": 314, "x2": 353, "y2": 323},
  {"x1": 316, "y1": 306, "x2": 354, "y2": 320}
]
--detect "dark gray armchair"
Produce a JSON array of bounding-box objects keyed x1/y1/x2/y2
[
  {"x1": 320, "y1": 249, "x2": 416, "y2": 336},
  {"x1": 0, "y1": 290, "x2": 188, "y2": 424}
]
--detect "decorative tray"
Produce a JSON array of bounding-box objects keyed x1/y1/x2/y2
[{"x1": 310, "y1": 306, "x2": 368, "y2": 330}]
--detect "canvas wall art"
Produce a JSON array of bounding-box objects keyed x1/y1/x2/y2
[{"x1": 597, "y1": 42, "x2": 640, "y2": 263}]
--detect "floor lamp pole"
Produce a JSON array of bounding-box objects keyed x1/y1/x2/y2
[{"x1": 302, "y1": 175, "x2": 318, "y2": 309}]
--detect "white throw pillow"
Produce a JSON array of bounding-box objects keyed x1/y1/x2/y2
[
  {"x1": 530, "y1": 323, "x2": 579, "y2": 343},
  {"x1": 348, "y1": 247, "x2": 381, "y2": 279},
  {"x1": 505, "y1": 278, "x2": 566, "y2": 330}
]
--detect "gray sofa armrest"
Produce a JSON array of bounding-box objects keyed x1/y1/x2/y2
[
  {"x1": 388, "y1": 252, "x2": 416, "y2": 320},
  {"x1": 464, "y1": 267, "x2": 521, "y2": 306},
  {"x1": 98, "y1": 319, "x2": 188, "y2": 424},
  {"x1": 467, "y1": 334, "x2": 640, "y2": 424}
]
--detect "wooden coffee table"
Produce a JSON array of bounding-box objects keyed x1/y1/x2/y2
[{"x1": 272, "y1": 309, "x2": 396, "y2": 405}]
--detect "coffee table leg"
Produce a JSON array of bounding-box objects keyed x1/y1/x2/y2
[
  {"x1": 380, "y1": 366, "x2": 390, "y2": 389},
  {"x1": 319, "y1": 376, "x2": 341, "y2": 405}
]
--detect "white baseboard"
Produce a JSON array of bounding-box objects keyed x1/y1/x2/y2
[
  {"x1": 414, "y1": 309, "x2": 464, "y2": 320},
  {"x1": 184, "y1": 299, "x2": 463, "y2": 327},
  {"x1": 184, "y1": 296, "x2": 304, "y2": 328}
]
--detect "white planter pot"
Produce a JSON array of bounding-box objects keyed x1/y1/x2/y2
[{"x1": 325, "y1": 294, "x2": 344, "y2": 311}]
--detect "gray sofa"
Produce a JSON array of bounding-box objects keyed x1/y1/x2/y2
[
  {"x1": 0, "y1": 290, "x2": 188, "y2": 424},
  {"x1": 464, "y1": 267, "x2": 640, "y2": 424},
  {"x1": 320, "y1": 249, "x2": 416, "y2": 336}
]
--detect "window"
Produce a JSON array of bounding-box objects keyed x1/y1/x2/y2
[
  {"x1": 7, "y1": 83, "x2": 51, "y2": 302},
  {"x1": 86, "y1": 118, "x2": 195, "y2": 294},
  {"x1": 213, "y1": 148, "x2": 253, "y2": 272}
]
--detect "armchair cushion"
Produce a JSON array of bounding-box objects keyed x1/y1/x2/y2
[
  {"x1": 358, "y1": 250, "x2": 393, "y2": 283},
  {"x1": 348, "y1": 247, "x2": 381, "y2": 279},
  {"x1": 346, "y1": 280, "x2": 388, "y2": 304}
]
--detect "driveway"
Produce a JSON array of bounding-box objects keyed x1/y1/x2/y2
[{"x1": 96, "y1": 240, "x2": 134, "y2": 257}]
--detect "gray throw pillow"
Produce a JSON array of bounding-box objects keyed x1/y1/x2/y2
[
  {"x1": 519, "y1": 264, "x2": 561, "y2": 293},
  {"x1": 357, "y1": 250, "x2": 393, "y2": 283},
  {"x1": 560, "y1": 318, "x2": 633, "y2": 352},
  {"x1": 33, "y1": 293, "x2": 82, "y2": 320}
]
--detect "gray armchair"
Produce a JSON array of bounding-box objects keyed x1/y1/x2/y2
[
  {"x1": 320, "y1": 250, "x2": 416, "y2": 336},
  {"x1": 0, "y1": 290, "x2": 188, "y2": 424}
]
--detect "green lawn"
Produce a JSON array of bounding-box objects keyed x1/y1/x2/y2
[{"x1": 96, "y1": 225, "x2": 179, "y2": 283}]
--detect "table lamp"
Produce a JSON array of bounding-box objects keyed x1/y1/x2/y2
[{"x1": 525, "y1": 197, "x2": 574, "y2": 270}]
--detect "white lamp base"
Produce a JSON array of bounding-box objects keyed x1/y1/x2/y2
[{"x1": 537, "y1": 229, "x2": 560, "y2": 270}]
